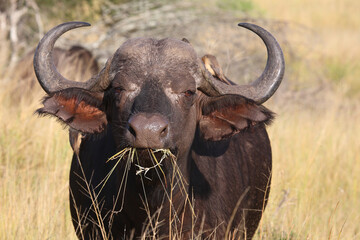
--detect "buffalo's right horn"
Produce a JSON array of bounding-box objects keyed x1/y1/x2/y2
[
  {"x1": 199, "y1": 23, "x2": 285, "y2": 104},
  {"x1": 34, "y1": 22, "x2": 108, "y2": 93}
]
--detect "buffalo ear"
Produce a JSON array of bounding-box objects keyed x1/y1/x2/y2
[
  {"x1": 199, "y1": 95, "x2": 274, "y2": 141},
  {"x1": 36, "y1": 88, "x2": 107, "y2": 134}
]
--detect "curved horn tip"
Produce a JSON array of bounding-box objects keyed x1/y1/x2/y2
[
  {"x1": 237, "y1": 22, "x2": 252, "y2": 27},
  {"x1": 56, "y1": 21, "x2": 91, "y2": 29},
  {"x1": 44, "y1": 22, "x2": 91, "y2": 35},
  {"x1": 62, "y1": 21, "x2": 90, "y2": 26},
  {"x1": 237, "y1": 22, "x2": 265, "y2": 32},
  {"x1": 237, "y1": 22, "x2": 251, "y2": 27}
]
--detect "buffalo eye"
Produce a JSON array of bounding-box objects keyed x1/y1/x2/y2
[
  {"x1": 114, "y1": 87, "x2": 124, "y2": 94},
  {"x1": 183, "y1": 90, "x2": 195, "y2": 98}
]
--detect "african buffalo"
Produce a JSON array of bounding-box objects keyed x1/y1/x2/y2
[{"x1": 34, "y1": 22, "x2": 284, "y2": 239}]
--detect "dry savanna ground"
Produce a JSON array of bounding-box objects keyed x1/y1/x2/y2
[{"x1": 0, "y1": 0, "x2": 359, "y2": 239}]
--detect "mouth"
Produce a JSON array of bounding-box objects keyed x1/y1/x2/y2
[
  {"x1": 134, "y1": 149, "x2": 173, "y2": 176},
  {"x1": 108, "y1": 147, "x2": 177, "y2": 176}
]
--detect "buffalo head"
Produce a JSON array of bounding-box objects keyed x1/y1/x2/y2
[{"x1": 35, "y1": 21, "x2": 283, "y2": 153}]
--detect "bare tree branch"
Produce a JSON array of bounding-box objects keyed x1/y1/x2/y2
[
  {"x1": 9, "y1": 0, "x2": 27, "y2": 64},
  {"x1": 0, "y1": 12, "x2": 7, "y2": 33},
  {"x1": 26, "y1": 0, "x2": 44, "y2": 40},
  {"x1": 2, "y1": 0, "x2": 44, "y2": 67}
]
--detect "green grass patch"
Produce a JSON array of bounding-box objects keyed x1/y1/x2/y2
[
  {"x1": 325, "y1": 58, "x2": 350, "y2": 84},
  {"x1": 324, "y1": 57, "x2": 360, "y2": 96},
  {"x1": 217, "y1": 0, "x2": 254, "y2": 12}
]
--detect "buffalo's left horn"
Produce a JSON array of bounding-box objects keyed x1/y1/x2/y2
[
  {"x1": 200, "y1": 23, "x2": 285, "y2": 104},
  {"x1": 34, "y1": 22, "x2": 105, "y2": 93}
]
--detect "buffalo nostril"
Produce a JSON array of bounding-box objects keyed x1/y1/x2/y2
[
  {"x1": 160, "y1": 126, "x2": 168, "y2": 137},
  {"x1": 128, "y1": 124, "x2": 137, "y2": 138}
]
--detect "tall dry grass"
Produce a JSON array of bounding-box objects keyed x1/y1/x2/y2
[
  {"x1": 1, "y1": 81, "x2": 359, "y2": 239},
  {"x1": 250, "y1": 1, "x2": 360, "y2": 237},
  {"x1": 0, "y1": 83, "x2": 76, "y2": 239},
  {"x1": 255, "y1": 95, "x2": 360, "y2": 239}
]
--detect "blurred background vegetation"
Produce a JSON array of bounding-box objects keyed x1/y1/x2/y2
[
  {"x1": 1, "y1": 0, "x2": 360, "y2": 97},
  {"x1": 0, "y1": 0, "x2": 359, "y2": 239}
]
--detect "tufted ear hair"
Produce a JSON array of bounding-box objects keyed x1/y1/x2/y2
[
  {"x1": 198, "y1": 95, "x2": 274, "y2": 141},
  {"x1": 36, "y1": 88, "x2": 107, "y2": 134}
]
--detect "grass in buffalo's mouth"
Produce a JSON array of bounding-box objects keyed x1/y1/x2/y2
[
  {"x1": 107, "y1": 148, "x2": 175, "y2": 176},
  {"x1": 98, "y1": 148, "x2": 176, "y2": 195},
  {"x1": 135, "y1": 149, "x2": 173, "y2": 177}
]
